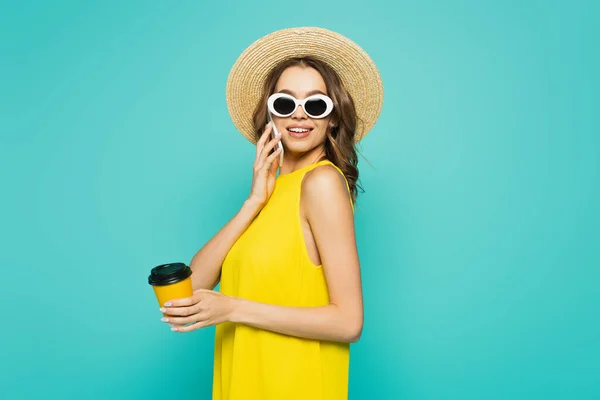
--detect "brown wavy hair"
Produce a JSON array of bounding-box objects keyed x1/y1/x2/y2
[{"x1": 251, "y1": 56, "x2": 364, "y2": 203}]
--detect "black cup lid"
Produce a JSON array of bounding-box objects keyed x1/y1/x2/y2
[{"x1": 148, "y1": 262, "x2": 192, "y2": 286}]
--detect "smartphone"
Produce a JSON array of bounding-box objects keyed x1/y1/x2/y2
[{"x1": 268, "y1": 113, "x2": 284, "y2": 166}]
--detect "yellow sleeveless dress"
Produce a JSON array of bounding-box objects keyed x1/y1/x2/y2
[{"x1": 213, "y1": 159, "x2": 354, "y2": 400}]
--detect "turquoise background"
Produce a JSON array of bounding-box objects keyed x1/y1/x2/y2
[{"x1": 1, "y1": 0, "x2": 598, "y2": 398}]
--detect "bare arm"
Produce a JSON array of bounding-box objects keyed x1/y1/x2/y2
[
  {"x1": 231, "y1": 301, "x2": 360, "y2": 343},
  {"x1": 189, "y1": 198, "x2": 262, "y2": 290},
  {"x1": 163, "y1": 163, "x2": 364, "y2": 341},
  {"x1": 190, "y1": 124, "x2": 282, "y2": 291},
  {"x1": 230, "y1": 165, "x2": 364, "y2": 343}
]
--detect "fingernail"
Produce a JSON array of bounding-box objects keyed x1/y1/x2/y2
[
  {"x1": 164, "y1": 302, "x2": 172, "y2": 306},
  {"x1": 171, "y1": 327, "x2": 178, "y2": 331},
  {"x1": 276, "y1": 131, "x2": 281, "y2": 137},
  {"x1": 161, "y1": 317, "x2": 169, "y2": 322},
  {"x1": 159, "y1": 308, "x2": 166, "y2": 313}
]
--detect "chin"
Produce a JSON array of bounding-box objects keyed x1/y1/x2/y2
[{"x1": 284, "y1": 142, "x2": 310, "y2": 154}]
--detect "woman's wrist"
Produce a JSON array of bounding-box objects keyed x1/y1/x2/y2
[
  {"x1": 243, "y1": 197, "x2": 264, "y2": 215},
  {"x1": 227, "y1": 296, "x2": 244, "y2": 323}
]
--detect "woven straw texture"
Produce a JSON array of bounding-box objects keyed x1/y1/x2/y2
[{"x1": 226, "y1": 27, "x2": 384, "y2": 143}]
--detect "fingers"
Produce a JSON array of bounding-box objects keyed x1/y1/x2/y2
[
  {"x1": 162, "y1": 307, "x2": 211, "y2": 332},
  {"x1": 163, "y1": 288, "x2": 210, "y2": 307},
  {"x1": 256, "y1": 123, "x2": 283, "y2": 166},
  {"x1": 164, "y1": 311, "x2": 209, "y2": 326},
  {"x1": 261, "y1": 137, "x2": 282, "y2": 162},
  {"x1": 163, "y1": 297, "x2": 193, "y2": 307},
  {"x1": 161, "y1": 294, "x2": 202, "y2": 315},
  {"x1": 266, "y1": 146, "x2": 282, "y2": 174},
  {"x1": 256, "y1": 122, "x2": 273, "y2": 159},
  {"x1": 159, "y1": 289, "x2": 213, "y2": 332},
  {"x1": 257, "y1": 137, "x2": 282, "y2": 170},
  {"x1": 162, "y1": 303, "x2": 200, "y2": 317},
  {"x1": 171, "y1": 321, "x2": 206, "y2": 332}
]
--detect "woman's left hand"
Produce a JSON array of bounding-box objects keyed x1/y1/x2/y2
[{"x1": 159, "y1": 289, "x2": 237, "y2": 332}]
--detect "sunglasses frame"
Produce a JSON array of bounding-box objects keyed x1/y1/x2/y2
[{"x1": 267, "y1": 93, "x2": 334, "y2": 119}]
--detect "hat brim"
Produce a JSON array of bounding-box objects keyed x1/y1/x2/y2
[{"x1": 226, "y1": 27, "x2": 384, "y2": 144}]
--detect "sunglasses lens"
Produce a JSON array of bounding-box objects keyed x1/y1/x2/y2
[
  {"x1": 273, "y1": 97, "x2": 296, "y2": 115},
  {"x1": 304, "y1": 98, "x2": 328, "y2": 117}
]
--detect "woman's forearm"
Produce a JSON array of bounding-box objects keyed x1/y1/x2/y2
[
  {"x1": 229, "y1": 297, "x2": 363, "y2": 343},
  {"x1": 190, "y1": 199, "x2": 262, "y2": 290}
]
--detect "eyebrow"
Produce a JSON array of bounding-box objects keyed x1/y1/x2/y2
[{"x1": 277, "y1": 89, "x2": 327, "y2": 97}]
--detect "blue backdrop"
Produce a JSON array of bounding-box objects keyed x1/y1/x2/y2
[{"x1": 1, "y1": 1, "x2": 598, "y2": 398}]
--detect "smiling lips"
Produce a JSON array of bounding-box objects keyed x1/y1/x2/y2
[{"x1": 287, "y1": 125, "x2": 313, "y2": 139}]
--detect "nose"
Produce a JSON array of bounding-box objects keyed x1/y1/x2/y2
[{"x1": 291, "y1": 104, "x2": 308, "y2": 120}]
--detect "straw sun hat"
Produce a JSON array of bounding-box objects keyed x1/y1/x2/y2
[{"x1": 226, "y1": 27, "x2": 384, "y2": 143}]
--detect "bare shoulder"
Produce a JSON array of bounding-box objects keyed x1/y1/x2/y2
[{"x1": 301, "y1": 164, "x2": 351, "y2": 212}]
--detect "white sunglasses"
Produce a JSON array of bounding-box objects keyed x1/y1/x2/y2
[{"x1": 267, "y1": 93, "x2": 334, "y2": 119}]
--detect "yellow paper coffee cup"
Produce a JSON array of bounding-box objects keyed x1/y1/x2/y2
[{"x1": 148, "y1": 263, "x2": 193, "y2": 315}]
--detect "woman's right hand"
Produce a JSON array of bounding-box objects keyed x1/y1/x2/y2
[{"x1": 247, "y1": 122, "x2": 282, "y2": 208}]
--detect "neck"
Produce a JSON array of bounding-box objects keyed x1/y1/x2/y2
[{"x1": 279, "y1": 145, "x2": 327, "y2": 175}]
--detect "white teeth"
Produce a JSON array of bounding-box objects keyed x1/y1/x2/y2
[{"x1": 289, "y1": 128, "x2": 310, "y2": 133}]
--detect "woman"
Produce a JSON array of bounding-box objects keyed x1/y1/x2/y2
[{"x1": 159, "y1": 27, "x2": 384, "y2": 399}]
